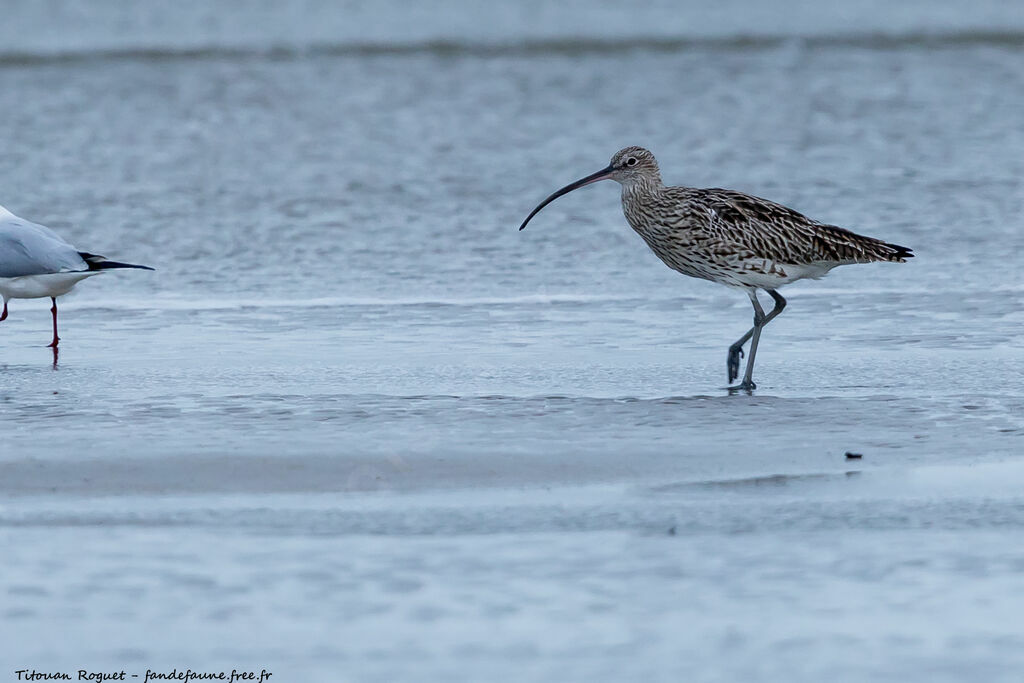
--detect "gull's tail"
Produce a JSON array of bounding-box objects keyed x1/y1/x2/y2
[{"x1": 79, "y1": 252, "x2": 155, "y2": 271}]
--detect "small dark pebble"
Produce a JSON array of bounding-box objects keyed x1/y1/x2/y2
[{"x1": 845, "y1": 451, "x2": 863, "y2": 459}]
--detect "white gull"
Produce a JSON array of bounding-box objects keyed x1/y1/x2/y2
[{"x1": 0, "y1": 204, "x2": 153, "y2": 347}]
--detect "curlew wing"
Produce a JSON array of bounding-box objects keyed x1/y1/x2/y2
[
  {"x1": 667, "y1": 187, "x2": 912, "y2": 267},
  {"x1": 0, "y1": 209, "x2": 89, "y2": 278}
]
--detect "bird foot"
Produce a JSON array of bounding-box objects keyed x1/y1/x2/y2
[
  {"x1": 47, "y1": 338, "x2": 60, "y2": 348},
  {"x1": 725, "y1": 381, "x2": 756, "y2": 394},
  {"x1": 727, "y1": 346, "x2": 744, "y2": 383}
]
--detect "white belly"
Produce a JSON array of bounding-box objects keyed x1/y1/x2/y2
[
  {"x1": 725, "y1": 260, "x2": 840, "y2": 289},
  {"x1": 0, "y1": 271, "x2": 100, "y2": 300}
]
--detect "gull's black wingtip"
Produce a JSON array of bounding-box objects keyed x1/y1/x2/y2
[
  {"x1": 97, "y1": 261, "x2": 155, "y2": 271},
  {"x1": 79, "y1": 252, "x2": 154, "y2": 271}
]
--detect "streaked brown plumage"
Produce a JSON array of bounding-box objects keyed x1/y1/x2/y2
[{"x1": 519, "y1": 146, "x2": 913, "y2": 391}]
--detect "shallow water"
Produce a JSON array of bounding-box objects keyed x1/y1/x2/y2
[{"x1": 1, "y1": 1, "x2": 1023, "y2": 681}]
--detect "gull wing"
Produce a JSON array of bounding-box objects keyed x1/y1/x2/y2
[{"x1": 0, "y1": 208, "x2": 89, "y2": 278}]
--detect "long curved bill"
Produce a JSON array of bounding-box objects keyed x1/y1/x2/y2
[{"x1": 518, "y1": 164, "x2": 616, "y2": 231}]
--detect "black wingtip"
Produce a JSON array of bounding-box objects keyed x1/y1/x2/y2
[
  {"x1": 93, "y1": 261, "x2": 155, "y2": 271},
  {"x1": 80, "y1": 253, "x2": 155, "y2": 271}
]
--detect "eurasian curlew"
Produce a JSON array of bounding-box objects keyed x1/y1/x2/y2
[{"x1": 519, "y1": 146, "x2": 912, "y2": 391}]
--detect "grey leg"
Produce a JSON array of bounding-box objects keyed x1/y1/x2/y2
[
  {"x1": 728, "y1": 289, "x2": 786, "y2": 391},
  {"x1": 727, "y1": 329, "x2": 754, "y2": 384},
  {"x1": 737, "y1": 292, "x2": 767, "y2": 390}
]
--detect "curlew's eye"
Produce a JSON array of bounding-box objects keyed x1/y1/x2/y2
[{"x1": 625, "y1": 157, "x2": 638, "y2": 167}]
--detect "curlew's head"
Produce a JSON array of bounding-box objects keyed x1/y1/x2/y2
[{"x1": 519, "y1": 146, "x2": 661, "y2": 231}]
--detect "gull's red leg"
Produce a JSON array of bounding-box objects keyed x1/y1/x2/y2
[
  {"x1": 46, "y1": 297, "x2": 60, "y2": 348},
  {"x1": 0, "y1": 300, "x2": 7, "y2": 322}
]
